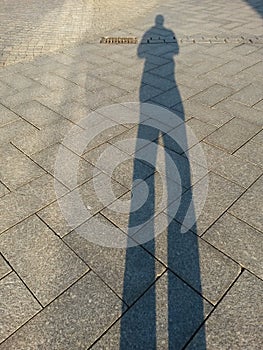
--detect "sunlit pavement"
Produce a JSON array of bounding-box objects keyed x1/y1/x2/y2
[{"x1": 0, "y1": 0, "x2": 262, "y2": 349}]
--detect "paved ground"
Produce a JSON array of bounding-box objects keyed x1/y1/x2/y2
[{"x1": 0, "y1": 0, "x2": 262, "y2": 349}]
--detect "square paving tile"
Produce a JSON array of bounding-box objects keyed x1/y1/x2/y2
[
  {"x1": 203, "y1": 213, "x2": 263, "y2": 279},
  {"x1": 0, "y1": 216, "x2": 89, "y2": 306},
  {"x1": 0, "y1": 272, "x2": 123, "y2": 350},
  {"x1": 0, "y1": 273, "x2": 41, "y2": 343},
  {"x1": 229, "y1": 176, "x2": 263, "y2": 232},
  {"x1": 187, "y1": 271, "x2": 263, "y2": 350}
]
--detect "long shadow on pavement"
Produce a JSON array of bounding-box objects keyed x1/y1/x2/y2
[{"x1": 119, "y1": 15, "x2": 207, "y2": 349}]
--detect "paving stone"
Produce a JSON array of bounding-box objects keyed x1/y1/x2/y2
[
  {"x1": 214, "y1": 99, "x2": 263, "y2": 126},
  {"x1": 0, "y1": 143, "x2": 46, "y2": 190},
  {"x1": 91, "y1": 271, "x2": 212, "y2": 350},
  {"x1": 0, "y1": 187, "x2": 45, "y2": 234},
  {"x1": 11, "y1": 100, "x2": 64, "y2": 129},
  {"x1": 0, "y1": 255, "x2": 11, "y2": 280},
  {"x1": 0, "y1": 81, "x2": 17, "y2": 98},
  {"x1": 230, "y1": 83, "x2": 263, "y2": 107},
  {"x1": 136, "y1": 142, "x2": 207, "y2": 188},
  {"x1": 0, "y1": 273, "x2": 41, "y2": 344},
  {"x1": 189, "y1": 84, "x2": 233, "y2": 107},
  {"x1": 203, "y1": 213, "x2": 263, "y2": 279},
  {"x1": 0, "y1": 73, "x2": 35, "y2": 90},
  {"x1": 12, "y1": 118, "x2": 81, "y2": 155},
  {"x1": 229, "y1": 176, "x2": 263, "y2": 232},
  {"x1": 0, "y1": 104, "x2": 19, "y2": 127},
  {"x1": 0, "y1": 85, "x2": 50, "y2": 108},
  {"x1": 38, "y1": 173, "x2": 127, "y2": 237},
  {"x1": 0, "y1": 272, "x2": 123, "y2": 350},
  {"x1": 165, "y1": 172, "x2": 244, "y2": 235},
  {"x1": 187, "y1": 271, "x2": 263, "y2": 350},
  {"x1": 133, "y1": 218, "x2": 241, "y2": 305},
  {"x1": 0, "y1": 215, "x2": 89, "y2": 306},
  {"x1": 185, "y1": 118, "x2": 217, "y2": 141},
  {"x1": 17, "y1": 173, "x2": 68, "y2": 206},
  {"x1": 31, "y1": 143, "x2": 100, "y2": 189},
  {"x1": 173, "y1": 100, "x2": 233, "y2": 127},
  {"x1": 64, "y1": 218, "x2": 165, "y2": 305},
  {"x1": 205, "y1": 117, "x2": 260, "y2": 153},
  {"x1": 0, "y1": 182, "x2": 9, "y2": 198},
  {"x1": 234, "y1": 139, "x2": 263, "y2": 168},
  {"x1": 48, "y1": 100, "x2": 93, "y2": 123},
  {"x1": 190, "y1": 142, "x2": 263, "y2": 188},
  {"x1": 253, "y1": 99, "x2": 263, "y2": 111},
  {"x1": 151, "y1": 85, "x2": 196, "y2": 108},
  {"x1": 252, "y1": 130, "x2": 263, "y2": 145},
  {"x1": 0, "y1": 118, "x2": 37, "y2": 146}
]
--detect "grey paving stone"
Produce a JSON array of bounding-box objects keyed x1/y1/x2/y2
[
  {"x1": 230, "y1": 83, "x2": 263, "y2": 107},
  {"x1": 185, "y1": 118, "x2": 217, "y2": 141},
  {"x1": 254, "y1": 99, "x2": 263, "y2": 111},
  {"x1": 0, "y1": 144, "x2": 45, "y2": 190},
  {"x1": 189, "y1": 84, "x2": 233, "y2": 107},
  {"x1": 0, "y1": 104, "x2": 19, "y2": 127},
  {"x1": 17, "y1": 173, "x2": 68, "y2": 206},
  {"x1": 48, "y1": 100, "x2": 93, "y2": 123},
  {"x1": 203, "y1": 213, "x2": 263, "y2": 279},
  {"x1": 64, "y1": 218, "x2": 165, "y2": 305},
  {"x1": 0, "y1": 273, "x2": 41, "y2": 344},
  {"x1": 215, "y1": 99, "x2": 263, "y2": 126},
  {"x1": 91, "y1": 271, "x2": 212, "y2": 350},
  {"x1": 0, "y1": 85, "x2": 50, "y2": 108},
  {"x1": 187, "y1": 271, "x2": 263, "y2": 350},
  {"x1": 192, "y1": 142, "x2": 263, "y2": 188},
  {"x1": 12, "y1": 118, "x2": 81, "y2": 155},
  {"x1": 229, "y1": 176, "x2": 263, "y2": 232},
  {"x1": 38, "y1": 173, "x2": 127, "y2": 237},
  {"x1": 173, "y1": 100, "x2": 233, "y2": 127},
  {"x1": 0, "y1": 182, "x2": 9, "y2": 198},
  {"x1": 0, "y1": 215, "x2": 89, "y2": 306},
  {"x1": 0, "y1": 73, "x2": 35, "y2": 90},
  {"x1": 151, "y1": 85, "x2": 196, "y2": 108},
  {"x1": 0, "y1": 81, "x2": 17, "y2": 98},
  {"x1": 252, "y1": 130, "x2": 263, "y2": 145},
  {"x1": 134, "y1": 218, "x2": 241, "y2": 305},
  {"x1": 11, "y1": 100, "x2": 64, "y2": 129},
  {"x1": 31, "y1": 143, "x2": 100, "y2": 189},
  {"x1": 0, "y1": 255, "x2": 11, "y2": 280},
  {"x1": 234, "y1": 139, "x2": 263, "y2": 168},
  {"x1": 0, "y1": 186, "x2": 47, "y2": 234},
  {"x1": 0, "y1": 272, "x2": 123, "y2": 350},
  {"x1": 166, "y1": 172, "x2": 244, "y2": 235},
  {"x1": 99, "y1": 74, "x2": 139, "y2": 93},
  {"x1": 0, "y1": 118, "x2": 37, "y2": 146},
  {"x1": 205, "y1": 117, "x2": 260, "y2": 153}
]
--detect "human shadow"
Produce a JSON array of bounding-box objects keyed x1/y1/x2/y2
[
  {"x1": 119, "y1": 15, "x2": 207, "y2": 349},
  {"x1": 244, "y1": 0, "x2": 263, "y2": 17}
]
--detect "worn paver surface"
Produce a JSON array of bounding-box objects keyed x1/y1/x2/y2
[{"x1": 0, "y1": 0, "x2": 262, "y2": 349}]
